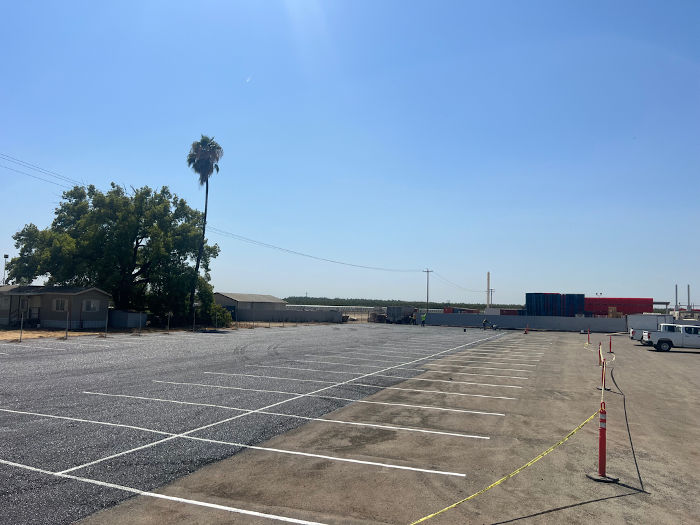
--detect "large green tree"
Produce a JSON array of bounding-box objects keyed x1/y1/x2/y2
[
  {"x1": 186, "y1": 135, "x2": 224, "y2": 316},
  {"x1": 8, "y1": 184, "x2": 219, "y2": 319}
]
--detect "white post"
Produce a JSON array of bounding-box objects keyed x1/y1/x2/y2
[
  {"x1": 104, "y1": 309, "x2": 108, "y2": 338},
  {"x1": 19, "y1": 310, "x2": 24, "y2": 342}
]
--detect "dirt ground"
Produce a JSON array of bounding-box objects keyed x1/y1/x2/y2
[
  {"x1": 0, "y1": 321, "x2": 351, "y2": 342},
  {"x1": 0, "y1": 329, "x2": 104, "y2": 341}
]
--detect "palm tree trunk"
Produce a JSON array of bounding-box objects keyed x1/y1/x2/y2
[{"x1": 189, "y1": 178, "x2": 209, "y2": 315}]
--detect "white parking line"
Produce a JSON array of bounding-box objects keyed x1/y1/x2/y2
[
  {"x1": 412, "y1": 370, "x2": 528, "y2": 380},
  {"x1": 447, "y1": 355, "x2": 540, "y2": 362},
  {"x1": 443, "y1": 355, "x2": 540, "y2": 363},
  {"x1": 432, "y1": 359, "x2": 538, "y2": 367},
  {"x1": 248, "y1": 364, "x2": 527, "y2": 381},
  {"x1": 304, "y1": 354, "x2": 404, "y2": 364},
  {"x1": 1, "y1": 406, "x2": 469, "y2": 478},
  {"x1": 456, "y1": 350, "x2": 544, "y2": 356},
  {"x1": 84, "y1": 391, "x2": 490, "y2": 439},
  {"x1": 338, "y1": 351, "x2": 424, "y2": 360},
  {"x1": 247, "y1": 364, "x2": 358, "y2": 375},
  {"x1": 60, "y1": 334, "x2": 504, "y2": 473},
  {"x1": 423, "y1": 364, "x2": 533, "y2": 372},
  {"x1": 294, "y1": 359, "x2": 387, "y2": 369},
  {"x1": 370, "y1": 375, "x2": 522, "y2": 389},
  {"x1": 154, "y1": 380, "x2": 506, "y2": 415},
  {"x1": 0, "y1": 458, "x2": 328, "y2": 525},
  {"x1": 346, "y1": 348, "x2": 428, "y2": 357},
  {"x1": 205, "y1": 372, "x2": 333, "y2": 384},
  {"x1": 203, "y1": 372, "x2": 516, "y2": 400},
  {"x1": 0, "y1": 407, "x2": 172, "y2": 436}
]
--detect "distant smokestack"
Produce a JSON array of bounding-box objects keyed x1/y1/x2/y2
[
  {"x1": 688, "y1": 284, "x2": 691, "y2": 310},
  {"x1": 487, "y1": 272, "x2": 491, "y2": 308},
  {"x1": 676, "y1": 284, "x2": 678, "y2": 310}
]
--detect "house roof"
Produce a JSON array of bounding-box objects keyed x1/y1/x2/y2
[
  {"x1": 215, "y1": 292, "x2": 286, "y2": 304},
  {"x1": 0, "y1": 285, "x2": 111, "y2": 297}
]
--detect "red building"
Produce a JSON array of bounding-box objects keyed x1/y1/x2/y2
[{"x1": 584, "y1": 297, "x2": 653, "y2": 316}]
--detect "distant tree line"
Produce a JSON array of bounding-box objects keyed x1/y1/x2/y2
[{"x1": 284, "y1": 296, "x2": 524, "y2": 310}]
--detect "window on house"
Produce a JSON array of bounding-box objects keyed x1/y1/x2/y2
[
  {"x1": 0, "y1": 296, "x2": 9, "y2": 309},
  {"x1": 54, "y1": 298, "x2": 66, "y2": 312},
  {"x1": 83, "y1": 299, "x2": 100, "y2": 312}
]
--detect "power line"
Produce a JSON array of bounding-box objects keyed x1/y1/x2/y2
[
  {"x1": 0, "y1": 164, "x2": 73, "y2": 189},
  {"x1": 432, "y1": 272, "x2": 484, "y2": 293},
  {"x1": 0, "y1": 153, "x2": 84, "y2": 186},
  {"x1": 208, "y1": 226, "x2": 422, "y2": 273},
  {"x1": 2, "y1": 152, "x2": 425, "y2": 275}
]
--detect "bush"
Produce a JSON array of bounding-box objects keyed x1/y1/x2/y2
[{"x1": 209, "y1": 303, "x2": 232, "y2": 327}]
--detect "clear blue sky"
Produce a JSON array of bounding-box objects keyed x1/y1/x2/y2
[{"x1": 1, "y1": 1, "x2": 698, "y2": 305}]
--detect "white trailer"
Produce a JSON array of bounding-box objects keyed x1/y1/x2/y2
[{"x1": 628, "y1": 314, "x2": 674, "y2": 344}]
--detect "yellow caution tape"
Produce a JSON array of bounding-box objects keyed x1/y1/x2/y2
[{"x1": 409, "y1": 410, "x2": 599, "y2": 524}]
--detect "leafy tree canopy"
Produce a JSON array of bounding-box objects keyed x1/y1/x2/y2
[{"x1": 8, "y1": 184, "x2": 219, "y2": 319}]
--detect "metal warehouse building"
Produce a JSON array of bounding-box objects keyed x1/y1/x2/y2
[{"x1": 213, "y1": 293, "x2": 287, "y2": 322}]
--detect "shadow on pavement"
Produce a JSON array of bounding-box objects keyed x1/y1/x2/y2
[{"x1": 491, "y1": 487, "x2": 648, "y2": 524}]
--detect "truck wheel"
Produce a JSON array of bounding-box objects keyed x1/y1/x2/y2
[{"x1": 658, "y1": 341, "x2": 672, "y2": 352}]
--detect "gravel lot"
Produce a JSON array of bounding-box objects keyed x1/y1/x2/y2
[
  {"x1": 0, "y1": 324, "x2": 497, "y2": 524},
  {"x1": 2, "y1": 326, "x2": 698, "y2": 525}
]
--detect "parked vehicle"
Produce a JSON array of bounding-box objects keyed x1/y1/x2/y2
[
  {"x1": 628, "y1": 314, "x2": 674, "y2": 345},
  {"x1": 642, "y1": 323, "x2": 700, "y2": 351},
  {"x1": 385, "y1": 306, "x2": 417, "y2": 324}
]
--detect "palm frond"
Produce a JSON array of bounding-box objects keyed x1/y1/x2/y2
[{"x1": 186, "y1": 135, "x2": 224, "y2": 185}]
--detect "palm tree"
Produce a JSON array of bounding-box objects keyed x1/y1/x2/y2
[{"x1": 186, "y1": 134, "x2": 223, "y2": 316}]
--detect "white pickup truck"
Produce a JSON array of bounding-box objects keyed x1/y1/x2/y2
[
  {"x1": 628, "y1": 314, "x2": 674, "y2": 345},
  {"x1": 642, "y1": 323, "x2": 700, "y2": 351}
]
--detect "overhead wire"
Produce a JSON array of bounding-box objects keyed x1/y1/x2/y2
[
  {"x1": 2, "y1": 153, "x2": 484, "y2": 289},
  {"x1": 432, "y1": 272, "x2": 485, "y2": 294},
  {"x1": 0, "y1": 163, "x2": 73, "y2": 189},
  {"x1": 0, "y1": 153, "x2": 84, "y2": 187},
  {"x1": 207, "y1": 226, "x2": 422, "y2": 273}
]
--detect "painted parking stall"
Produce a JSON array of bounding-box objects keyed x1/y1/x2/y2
[{"x1": 0, "y1": 326, "x2": 550, "y2": 524}]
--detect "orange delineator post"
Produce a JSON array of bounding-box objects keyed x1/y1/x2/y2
[
  {"x1": 598, "y1": 402, "x2": 607, "y2": 477},
  {"x1": 609, "y1": 335, "x2": 613, "y2": 353},
  {"x1": 588, "y1": 329, "x2": 590, "y2": 344},
  {"x1": 587, "y1": 362, "x2": 618, "y2": 483},
  {"x1": 598, "y1": 342, "x2": 602, "y2": 366},
  {"x1": 601, "y1": 358, "x2": 606, "y2": 390}
]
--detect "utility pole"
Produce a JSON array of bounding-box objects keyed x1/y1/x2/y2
[
  {"x1": 423, "y1": 269, "x2": 433, "y2": 313},
  {"x1": 486, "y1": 272, "x2": 491, "y2": 308},
  {"x1": 2, "y1": 254, "x2": 8, "y2": 285}
]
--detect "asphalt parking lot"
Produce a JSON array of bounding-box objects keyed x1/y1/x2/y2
[{"x1": 1, "y1": 325, "x2": 699, "y2": 524}]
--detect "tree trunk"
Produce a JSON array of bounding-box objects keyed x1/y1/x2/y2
[{"x1": 189, "y1": 178, "x2": 209, "y2": 315}]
